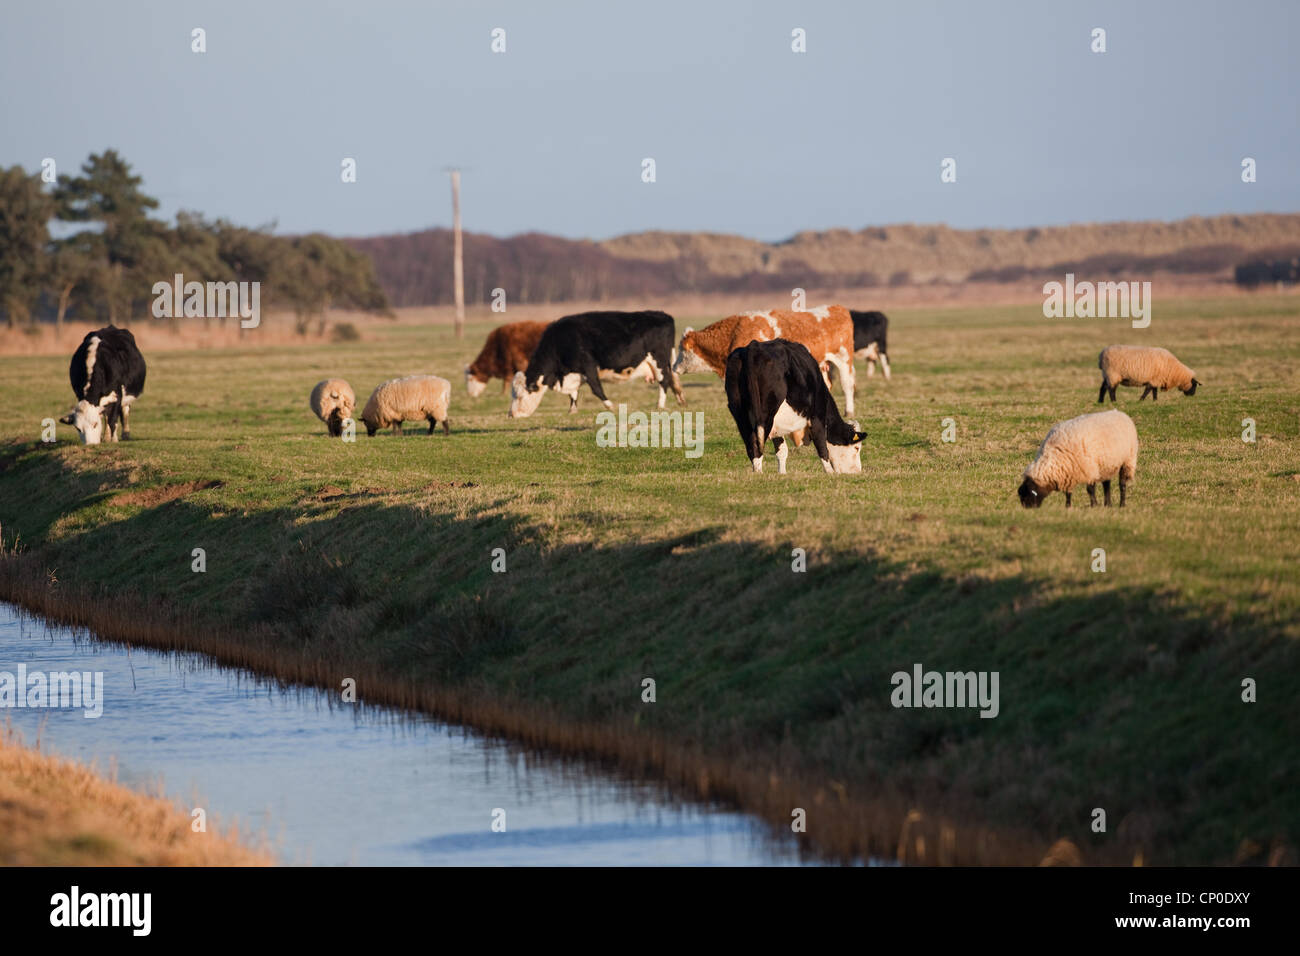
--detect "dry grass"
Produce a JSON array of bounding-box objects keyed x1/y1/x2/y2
[{"x1": 0, "y1": 728, "x2": 272, "y2": 866}]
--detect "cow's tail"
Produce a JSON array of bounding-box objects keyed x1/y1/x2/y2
[{"x1": 746, "y1": 352, "x2": 766, "y2": 451}]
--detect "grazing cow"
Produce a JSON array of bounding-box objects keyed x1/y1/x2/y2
[
  {"x1": 849, "y1": 309, "x2": 891, "y2": 380},
  {"x1": 465, "y1": 321, "x2": 549, "y2": 396},
  {"x1": 59, "y1": 327, "x2": 146, "y2": 445},
  {"x1": 724, "y1": 338, "x2": 867, "y2": 475},
  {"x1": 673, "y1": 305, "x2": 857, "y2": 415},
  {"x1": 509, "y1": 310, "x2": 684, "y2": 418}
]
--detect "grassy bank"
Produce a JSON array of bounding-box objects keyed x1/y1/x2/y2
[
  {"x1": 0, "y1": 731, "x2": 270, "y2": 865},
  {"x1": 2, "y1": 294, "x2": 1298, "y2": 864}
]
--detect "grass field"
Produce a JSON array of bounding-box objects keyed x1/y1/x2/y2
[{"x1": 2, "y1": 294, "x2": 1298, "y2": 864}]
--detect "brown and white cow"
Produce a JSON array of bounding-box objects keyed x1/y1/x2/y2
[
  {"x1": 672, "y1": 304, "x2": 857, "y2": 415},
  {"x1": 465, "y1": 321, "x2": 550, "y2": 396}
]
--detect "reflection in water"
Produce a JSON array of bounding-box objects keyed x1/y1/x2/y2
[{"x1": 0, "y1": 604, "x2": 822, "y2": 866}]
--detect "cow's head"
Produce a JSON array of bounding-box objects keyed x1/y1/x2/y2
[
  {"x1": 1017, "y1": 475, "x2": 1050, "y2": 509},
  {"x1": 826, "y1": 420, "x2": 866, "y2": 474},
  {"x1": 508, "y1": 371, "x2": 545, "y2": 418},
  {"x1": 672, "y1": 329, "x2": 712, "y2": 375},
  {"x1": 465, "y1": 365, "x2": 488, "y2": 398},
  {"x1": 62, "y1": 400, "x2": 105, "y2": 445}
]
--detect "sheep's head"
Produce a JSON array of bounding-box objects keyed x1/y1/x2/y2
[
  {"x1": 1183, "y1": 378, "x2": 1200, "y2": 396},
  {"x1": 465, "y1": 366, "x2": 487, "y2": 398},
  {"x1": 62, "y1": 400, "x2": 105, "y2": 445},
  {"x1": 1018, "y1": 476, "x2": 1049, "y2": 508},
  {"x1": 508, "y1": 371, "x2": 545, "y2": 418}
]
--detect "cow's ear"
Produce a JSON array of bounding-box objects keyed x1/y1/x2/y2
[
  {"x1": 683, "y1": 327, "x2": 693, "y2": 336},
  {"x1": 59, "y1": 412, "x2": 75, "y2": 425},
  {"x1": 853, "y1": 430, "x2": 868, "y2": 443}
]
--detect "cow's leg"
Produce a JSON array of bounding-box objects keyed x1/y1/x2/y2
[
  {"x1": 1103, "y1": 479, "x2": 1112, "y2": 506},
  {"x1": 1098, "y1": 380, "x2": 1109, "y2": 404},
  {"x1": 866, "y1": 358, "x2": 875, "y2": 378},
  {"x1": 773, "y1": 436, "x2": 789, "y2": 474},
  {"x1": 879, "y1": 352, "x2": 891, "y2": 381},
  {"x1": 121, "y1": 400, "x2": 132, "y2": 439},
  {"x1": 830, "y1": 354, "x2": 855, "y2": 416},
  {"x1": 582, "y1": 361, "x2": 612, "y2": 411},
  {"x1": 809, "y1": 424, "x2": 834, "y2": 474},
  {"x1": 655, "y1": 348, "x2": 684, "y2": 407},
  {"x1": 1087, "y1": 484, "x2": 1098, "y2": 506}
]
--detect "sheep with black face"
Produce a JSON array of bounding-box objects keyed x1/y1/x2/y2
[{"x1": 1018, "y1": 409, "x2": 1138, "y2": 509}]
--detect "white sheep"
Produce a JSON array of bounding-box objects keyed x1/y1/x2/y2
[
  {"x1": 309, "y1": 378, "x2": 356, "y2": 436},
  {"x1": 1098, "y1": 345, "x2": 1200, "y2": 403},
  {"x1": 1018, "y1": 409, "x2": 1138, "y2": 509},
  {"x1": 361, "y1": 375, "x2": 451, "y2": 436}
]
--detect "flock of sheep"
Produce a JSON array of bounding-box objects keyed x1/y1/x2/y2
[
  {"x1": 306, "y1": 308, "x2": 1202, "y2": 511},
  {"x1": 309, "y1": 375, "x2": 450, "y2": 438}
]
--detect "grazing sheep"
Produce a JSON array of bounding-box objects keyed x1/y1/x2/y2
[
  {"x1": 309, "y1": 378, "x2": 356, "y2": 437},
  {"x1": 1098, "y1": 345, "x2": 1200, "y2": 403},
  {"x1": 1018, "y1": 409, "x2": 1138, "y2": 509},
  {"x1": 361, "y1": 375, "x2": 451, "y2": 436}
]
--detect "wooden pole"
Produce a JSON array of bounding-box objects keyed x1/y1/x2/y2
[{"x1": 450, "y1": 169, "x2": 465, "y2": 340}]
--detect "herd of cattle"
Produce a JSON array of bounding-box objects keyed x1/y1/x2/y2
[{"x1": 55, "y1": 305, "x2": 1202, "y2": 505}]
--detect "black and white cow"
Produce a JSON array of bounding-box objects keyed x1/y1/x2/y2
[
  {"x1": 849, "y1": 309, "x2": 891, "y2": 380},
  {"x1": 59, "y1": 327, "x2": 147, "y2": 445},
  {"x1": 724, "y1": 338, "x2": 866, "y2": 475},
  {"x1": 508, "y1": 310, "x2": 684, "y2": 417}
]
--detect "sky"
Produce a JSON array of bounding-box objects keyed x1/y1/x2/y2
[{"x1": 3, "y1": 0, "x2": 1297, "y2": 242}]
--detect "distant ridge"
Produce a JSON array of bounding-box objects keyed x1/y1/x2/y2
[{"x1": 346, "y1": 212, "x2": 1300, "y2": 307}]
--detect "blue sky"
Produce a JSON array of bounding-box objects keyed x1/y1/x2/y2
[{"x1": 3, "y1": 0, "x2": 1296, "y2": 241}]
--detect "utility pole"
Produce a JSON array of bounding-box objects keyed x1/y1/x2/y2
[{"x1": 449, "y1": 168, "x2": 465, "y2": 340}]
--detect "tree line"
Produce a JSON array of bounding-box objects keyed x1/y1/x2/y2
[{"x1": 0, "y1": 150, "x2": 391, "y2": 334}]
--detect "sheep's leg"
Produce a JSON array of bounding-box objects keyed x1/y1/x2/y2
[
  {"x1": 427, "y1": 414, "x2": 437, "y2": 435},
  {"x1": 1087, "y1": 484, "x2": 1098, "y2": 506},
  {"x1": 1119, "y1": 475, "x2": 1128, "y2": 507},
  {"x1": 393, "y1": 422, "x2": 403, "y2": 435},
  {"x1": 1151, "y1": 388, "x2": 1158, "y2": 401},
  {"x1": 1098, "y1": 380, "x2": 1108, "y2": 403},
  {"x1": 1064, "y1": 491, "x2": 1072, "y2": 509},
  {"x1": 1103, "y1": 480, "x2": 1112, "y2": 506},
  {"x1": 1139, "y1": 385, "x2": 1152, "y2": 401},
  {"x1": 441, "y1": 417, "x2": 450, "y2": 436},
  {"x1": 1109, "y1": 384, "x2": 1118, "y2": 402}
]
